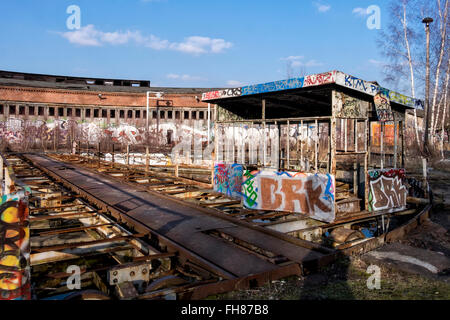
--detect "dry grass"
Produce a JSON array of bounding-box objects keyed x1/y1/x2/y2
[{"x1": 210, "y1": 257, "x2": 450, "y2": 300}]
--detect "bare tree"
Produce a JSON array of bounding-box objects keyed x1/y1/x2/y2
[
  {"x1": 439, "y1": 55, "x2": 450, "y2": 156},
  {"x1": 429, "y1": 0, "x2": 449, "y2": 138},
  {"x1": 379, "y1": 0, "x2": 450, "y2": 156}
]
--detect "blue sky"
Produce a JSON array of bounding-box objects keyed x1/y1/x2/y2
[{"x1": 0, "y1": 0, "x2": 393, "y2": 88}]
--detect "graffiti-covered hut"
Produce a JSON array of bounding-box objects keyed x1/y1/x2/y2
[{"x1": 202, "y1": 70, "x2": 425, "y2": 230}]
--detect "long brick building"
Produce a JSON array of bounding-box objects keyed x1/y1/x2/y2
[{"x1": 0, "y1": 70, "x2": 217, "y2": 151}]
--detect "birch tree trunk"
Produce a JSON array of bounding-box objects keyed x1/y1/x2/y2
[
  {"x1": 401, "y1": 1, "x2": 421, "y2": 149},
  {"x1": 430, "y1": 0, "x2": 448, "y2": 140},
  {"x1": 440, "y1": 56, "x2": 450, "y2": 157}
]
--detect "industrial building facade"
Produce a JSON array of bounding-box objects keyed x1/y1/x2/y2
[{"x1": 0, "y1": 71, "x2": 216, "y2": 151}]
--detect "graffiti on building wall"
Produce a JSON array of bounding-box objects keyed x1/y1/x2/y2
[
  {"x1": 216, "y1": 125, "x2": 280, "y2": 166},
  {"x1": 241, "y1": 77, "x2": 305, "y2": 96},
  {"x1": 213, "y1": 163, "x2": 244, "y2": 199},
  {"x1": 333, "y1": 91, "x2": 368, "y2": 118},
  {"x1": 0, "y1": 118, "x2": 210, "y2": 150},
  {"x1": 368, "y1": 169, "x2": 408, "y2": 212},
  {"x1": 242, "y1": 170, "x2": 336, "y2": 223},
  {"x1": 0, "y1": 196, "x2": 30, "y2": 300},
  {"x1": 374, "y1": 91, "x2": 394, "y2": 122},
  {"x1": 203, "y1": 71, "x2": 338, "y2": 101},
  {"x1": 202, "y1": 71, "x2": 422, "y2": 111},
  {"x1": 335, "y1": 71, "x2": 424, "y2": 110},
  {"x1": 303, "y1": 71, "x2": 335, "y2": 87},
  {"x1": 202, "y1": 88, "x2": 242, "y2": 101},
  {"x1": 371, "y1": 123, "x2": 399, "y2": 147}
]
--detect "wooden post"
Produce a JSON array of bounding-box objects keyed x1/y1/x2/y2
[
  {"x1": 330, "y1": 90, "x2": 338, "y2": 176},
  {"x1": 394, "y1": 117, "x2": 398, "y2": 168},
  {"x1": 315, "y1": 119, "x2": 319, "y2": 173},
  {"x1": 365, "y1": 119, "x2": 370, "y2": 211},
  {"x1": 214, "y1": 123, "x2": 219, "y2": 164},
  {"x1": 344, "y1": 119, "x2": 348, "y2": 153},
  {"x1": 330, "y1": 119, "x2": 337, "y2": 176},
  {"x1": 354, "y1": 120, "x2": 358, "y2": 196},
  {"x1": 211, "y1": 162, "x2": 215, "y2": 188},
  {"x1": 327, "y1": 134, "x2": 331, "y2": 173},
  {"x1": 400, "y1": 121, "x2": 405, "y2": 168},
  {"x1": 380, "y1": 122, "x2": 384, "y2": 170},
  {"x1": 145, "y1": 146, "x2": 150, "y2": 173},
  {"x1": 300, "y1": 120, "x2": 304, "y2": 171},
  {"x1": 126, "y1": 145, "x2": 130, "y2": 166},
  {"x1": 112, "y1": 144, "x2": 115, "y2": 168},
  {"x1": 232, "y1": 125, "x2": 235, "y2": 163},
  {"x1": 422, "y1": 157, "x2": 428, "y2": 198},
  {"x1": 262, "y1": 99, "x2": 266, "y2": 168},
  {"x1": 97, "y1": 142, "x2": 101, "y2": 168},
  {"x1": 5, "y1": 166, "x2": 12, "y2": 195},
  {"x1": 286, "y1": 120, "x2": 290, "y2": 170},
  {"x1": 240, "y1": 123, "x2": 245, "y2": 165},
  {"x1": 53, "y1": 125, "x2": 57, "y2": 152}
]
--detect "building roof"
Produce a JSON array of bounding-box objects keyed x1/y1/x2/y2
[
  {"x1": 202, "y1": 70, "x2": 424, "y2": 110},
  {"x1": 0, "y1": 70, "x2": 220, "y2": 95}
]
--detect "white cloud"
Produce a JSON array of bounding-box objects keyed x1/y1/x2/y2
[
  {"x1": 169, "y1": 36, "x2": 233, "y2": 54},
  {"x1": 303, "y1": 59, "x2": 324, "y2": 67},
  {"x1": 314, "y1": 2, "x2": 331, "y2": 13},
  {"x1": 281, "y1": 56, "x2": 303, "y2": 67},
  {"x1": 166, "y1": 73, "x2": 205, "y2": 81},
  {"x1": 369, "y1": 59, "x2": 384, "y2": 66},
  {"x1": 281, "y1": 56, "x2": 304, "y2": 61},
  {"x1": 352, "y1": 7, "x2": 369, "y2": 17},
  {"x1": 226, "y1": 80, "x2": 243, "y2": 87},
  {"x1": 61, "y1": 24, "x2": 102, "y2": 46},
  {"x1": 280, "y1": 56, "x2": 323, "y2": 68},
  {"x1": 60, "y1": 25, "x2": 232, "y2": 55}
]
